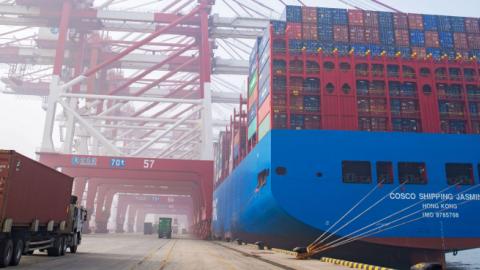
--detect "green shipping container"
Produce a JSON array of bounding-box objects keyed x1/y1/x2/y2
[
  {"x1": 258, "y1": 113, "x2": 271, "y2": 141},
  {"x1": 248, "y1": 71, "x2": 258, "y2": 97},
  {"x1": 248, "y1": 117, "x2": 257, "y2": 139}
]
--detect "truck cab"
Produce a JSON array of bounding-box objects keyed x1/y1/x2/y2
[{"x1": 157, "y1": 218, "x2": 172, "y2": 239}]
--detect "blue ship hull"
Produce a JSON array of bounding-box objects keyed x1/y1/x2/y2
[{"x1": 212, "y1": 130, "x2": 480, "y2": 268}]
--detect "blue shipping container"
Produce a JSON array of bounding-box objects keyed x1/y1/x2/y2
[
  {"x1": 259, "y1": 78, "x2": 271, "y2": 107},
  {"x1": 450, "y1": 16, "x2": 466, "y2": 32},
  {"x1": 248, "y1": 103, "x2": 257, "y2": 124},
  {"x1": 332, "y1": 8, "x2": 348, "y2": 25},
  {"x1": 289, "y1": 40, "x2": 303, "y2": 54},
  {"x1": 272, "y1": 20, "x2": 287, "y2": 35},
  {"x1": 317, "y1": 7, "x2": 333, "y2": 24},
  {"x1": 437, "y1": 16, "x2": 451, "y2": 31},
  {"x1": 283, "y1": 6, "x2": 302, "y2": 23},
  {"x1": 368, "y1": 44, "x2": 383, "y2": 56},
  {"x1": 439, "y1": 32, "x2": 454, "y2": 48},
  {"x1": 351, "y1": 44, "x2": 368, "y2": 56},
  {"x1": 423, "y1": 15, "x2": 438, "y2": 31},
  {"x1": 304, "y1": 40, "x2": 319, "y2": 53},
  {"x1": 426, "y1": 47, "x2": 442, "y2": 59},
  {"x1": 380, "y1": 29, "x2": 395, "y2": 45},
  {"x1": 396, "y1": 47, "x2": 412, "y2": 58},
  {"x1": 318, "y1": 25, "x2": 334, "y2": 41},
  {"x1": 410, "y1": 30, "x2": 425, "y2": 46},
  {"x1": 334, "y1": 43, "x2": 350, "y2": 55},
  {"x1": 385, "y1": 46, "x2": 397, "y2": 57},
  {"x1": 378, "y1": 12, "x2": 394, "y2": 28}
]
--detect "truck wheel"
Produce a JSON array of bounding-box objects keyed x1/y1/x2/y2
[
  {"x1": 0, "y1": 239, "x2": 13, "y2": 268},
  {"x1": 47, "y1": 237, "x2": 62, "y2": 257},
  {"x1": 70, "y1": 245, "x2": 77, "y2": 253},
  {"x1": 10, "y1": 239, "x2": 24, "y2": 266}
]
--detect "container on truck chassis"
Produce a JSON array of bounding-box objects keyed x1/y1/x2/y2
[
  {"x1": 0, "y1": 150, "x2": 87, "y2": 268},
  {"x1": 158, "y1": 218, "x2": 172, "y2": 239}
]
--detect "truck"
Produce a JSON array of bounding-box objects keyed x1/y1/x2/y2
[
  {"x1": 0, "y1": 150, "x2": 87, "y2": 268},
  {"x1": 157, "y1": 218, "x2": 172, "y2": 239}
]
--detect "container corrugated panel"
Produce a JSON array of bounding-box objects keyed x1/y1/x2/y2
[
  {"x1": 423, "y1": 15, "x2": 438, "y2": 31},
  {"x1": 426, "y1": 47, "x2": 441, "y2": 58},
  {"x1": 395, "y1": 29, "x2": 410, "y2": 46},
  {"x1": 454, "y1": 32, "x2": 468, "y2": 49},
  {"x1": 258, "y1": 114, "x2": 271, "y2": 141},
  {"x1": 365, "y1": 27, "x2": 380, "y2": 44},
  {"x1": 248, "y1": 102, "x2": 257, "y2": 124},
  {"x1": 379, "y1": 28, "x2": 395, "y2": 45},
  {"x1": 259, "y1": 48, "x2": 270, "y2": 73},
  {"x1": 289, "y1": 39, "x2": 303, "y2": 54},
  {"x1": 290, "y1": 114, "x2": 305, "y2": 130},
  {"x1": 258, "y1": 95, "x2": 271, "y2": 122},
  {"x1": 425, "y1": 31, "x2": 440, "y2": 47},
  {"x1": 364, "y1": 11, "x2": 378, "y2": 28},
  {"x1": 334, "y1": 43, "x2": 350, "y2": 55},
  {"x1": 438, "y1": 16, "x2": 451, "y2": 31},
  {"x1": 465, "y1": 18, "x2": 480, "y2": 33},
  {"x1": 348, "y1": 10, "x2": 364, "y2": 26},
  {"x1": 396, "y1": 47, "x2": 412, "y2": 57},
  {"x1": 412, "y1": 47, "x2": 427, "y2": 58},
  {"x1": 248, "y1": 72, "x2": 258, "y2": 97},
  {"x1": 302, "y1": 6, "x2": 317, "y2": 24},
  {"x1": 317, "y1": 7, "x2": 333, "y2": 24},
  {"x1": 304, "y1": 40, "x2": 319, "y2": 53},
  {"x1": 259, "y1": 78, "x2": 271, "y2": 107},
  {"x1": 409, "y1": 30, "x2": 425, "y2": 47},
  {"x1": 247, "y1": 117, "x2": 257, "y2": 139},
  {"x1": 408, "y1": 14, "x2": 424, "y2": 30},
  {"x1": 283, "y1": 5, "x2": 302, "y2": 22},
  {"x1": 332, "y1": 8, "x2": 348, "y2": 25},
  {"x1": 272, "y1": 20, "x2": 287, "y2": 35},
  {"x1": 378, "y1": 12, "x2": 394, "y2": 28},
  {"x1": 258, "y1": 29, "x2": 270, "y2": 57},
  {"x1": 318, "y1": 25, "x2": 333, "y2": 41},
  {"x1": 259, "y1": 64, "x2": 270, "y2": 90},
  {"x1": 302, "y1": 23, "x2": 318, "y2": 40},
  {"x1": 439, "y1": 31, "x2": 454, "y2": 48},
  {"x1": 273, "y1": 113, "x2": 287, "y2": 129},
  {"x1": 393, "y1": 13, "x2": 408, "y2": 29},
  {"x1": 0, "y1": 151, "x2": 73, "y2": 226},
  {"x1": 467, "y1": 34, "x2": 480, "y2": 49},
  {"x1": 450, "y1": 16, "x2": 466, "y2": 32},
  {"x1": 350, "y1": 26, "x2": 366, "y2": 43},
  {"x1": 334, "y1": 25, "x2": 349, "y2": 42},
  {"x1": 286, "y1": 23, "x2": 303, "y2": 39}
]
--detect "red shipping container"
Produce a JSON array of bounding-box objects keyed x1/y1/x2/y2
[
  {"x1": 0, "y1": 150, "x2": 73, "y2": 226},
  {"x1": 412, "y1": 47, "x2": 427, "y2": 59},
  {"x1": 258, "y1": 95, "x2": 271, "y2": 122},
  {"x1": 348, "y1": 10, "x2": 364, "y2": 26},
  {"x1": 286, "y1": 23, "x2": 302, "y2": 39},
  {"x1": 425, "y1": 31, "x2": 440, "y2": 48},
  {"x1": 454, "y1": 32, "x2": 468, "y2": 49},
  {"x1": 365, "y1": 27, "x2": 380, "y2": 44},
  {"x1": 302, "y1": 23, "x2": 318, "y2": 40},
  {"x1": 302, "y1": 6, "x2": 317, "y2": 24},
  {"x1": 408, "y1": 14, "x2": 424, "y2": 30},
  {"x1": 465, "y1": 18, "x2": 480, "y2": 33},
  {"x1": 349, "y1": 26, "x2": 366, "y2": 43},
  {"x1": 393, "y1": 13, "x2": 408, "y2": 29},
  {"x1": 467, "y1": 34, "x2": 480, "y2": 49},
  {"x1": 272, "y1": 94, "x2": 287, "y2": 112},
  {"x1": 364, "y1": 11, "x2": 378, "y2": 27},
  {"x1": 334, "y1": 25, "x2": 349, "y2": 42},
  {"x1": 395, "y1": 29, "x2": 410, "y2": 46}
]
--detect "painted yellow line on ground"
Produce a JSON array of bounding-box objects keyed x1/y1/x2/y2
[
  {"x1": 159, "y1": 240, "x2": 177, "y2": 270},
  {"x1": 321, "y1": 257, "x2": 396, "y2": 270}
]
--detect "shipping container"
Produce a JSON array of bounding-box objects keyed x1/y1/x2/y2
[
  {"x1": 425, "y1": 31, "x2": 440, "y2": 47},
  {"x1": 395, "y1": 29, "x2": 410, "y2": 46},
  {"x1": 350, "y1": 26, "x2": 366, "y2": 43},
  {"x1": 408, "y1": 14, "x2": 424, "y2": 30},
  {"x1": 0, "y1": 150, "x2": 87, "y2": 265},
  {"x1": 364, "y1": 11, "x2": 378, "y2": 27},
  {"x1": 283, "y1": 5, "x2": 302, "y2": 22},
  {"x1": 348, "y1": 10, "x2": 364, "y2": 26},
  {"x1": 465, "y1": 18, "x2": 480, "y2": 33},
  {"x1": 302, "y1": 6, "x2": 317, "y2": 24},
  {"x1": 423, "y1": 15, "x2": 438, "y2": 31},
  {"x1": 334, "y1": 25, "x2": 349, "y2": 43},
  {"x1": 286, "y1": 22, "x2": 303, "y2": 39},
  {"x1": 393, "y1": 13, "x2": 408, "y2": 29},
  {"x1": 365, "y1": 27, "x2": 380, "y2": 44}
]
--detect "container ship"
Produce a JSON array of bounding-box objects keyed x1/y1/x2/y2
[{"x1": 212, "y1": 5, "x2": 480, "y2": 269}]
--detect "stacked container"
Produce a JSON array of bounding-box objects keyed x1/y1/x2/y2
[{"x1": 216, "y1": 5, "x2": 480, "y2": 180}]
